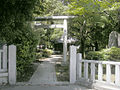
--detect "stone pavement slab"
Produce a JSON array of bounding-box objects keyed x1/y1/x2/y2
[
  {"x1": 0, "y1": 85, "x2": 93, "y2": 90},
  {"x1": 29, "y1": 61, "x2": 57, "y2": 85}
]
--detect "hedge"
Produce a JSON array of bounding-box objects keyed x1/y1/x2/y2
[
  {"x1": 86, "y1": 47, "x2": 120, "y2": 61},
  {"x1": 36, "y1": 49, "x2": 54, "y2": 59}
]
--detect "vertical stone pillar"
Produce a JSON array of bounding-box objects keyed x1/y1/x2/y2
[
  {"x1": 8, "y1": 45, "x2": 16, "y2": 85},
  {"x1": 63, "y1": 19, "x2": 67, "y2": 63},
  {"x1": 76, "y1": 53, "x2": 82, "y2": 79},
  {"x1": 70, "y1": 45, "x2": 77, "y2": 83}
]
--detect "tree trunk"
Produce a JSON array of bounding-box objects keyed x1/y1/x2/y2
[
  {"x1": 95, "y1": 41, "x2": 99, "y2": 51},
  {"x1": 79, "y1": 20, "x2": 86, "y2": 58},
  {"x1": 80, "y1": 39, "x2": 85, "y2": 58}
]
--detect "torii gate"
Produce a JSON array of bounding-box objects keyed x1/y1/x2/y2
[{"x1": 34, "y1": 16, "x2": 75, "y2": 63}]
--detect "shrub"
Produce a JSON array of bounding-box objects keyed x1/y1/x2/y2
[
  {"x1": 107, "y1": 47, "x2": 120, "y2": 61},
  {"x1": 36, "y1": 49, "x2": 54, "y2": 59},
  {"x1": 36, "y1": 52, "x2": 43, "y2": 59},
  {"x1": 86, "y1": 47, "x2": 120, "y2": 61},
  {"x1": 16, "y1": 28, "x2": 38, "y2": 80},
  {"x1": 42, "y1": 49, "x2": 53, "y2": 58},
  {"x1": 85, "y1": 51, "x2": 104, "y2": 60}
]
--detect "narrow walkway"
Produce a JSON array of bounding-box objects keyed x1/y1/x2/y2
[
  {"x1": 29, "y1": 55, "x2": 62, "y2": 85},
  {"x1": 1, "y1": 55, "x2": 93, "y2": 90},
  {"x1": 1, "y1": 85, "x2": 92, "y2": 90}
]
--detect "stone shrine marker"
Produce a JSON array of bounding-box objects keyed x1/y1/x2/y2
[
  {"x1": 118, "y1": 34, "x2": 120, "y2": 48},
  {"x1": 108, "y1": 31, "x2": 120, "y2": 48}
]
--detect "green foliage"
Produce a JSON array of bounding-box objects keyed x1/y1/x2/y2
[
  {"x1": 36, "y1": 52, "x2": 43, "y2": 59},
  {"x1": 35, "y1": 27, "x2": 63, "y2": 49},
  {"x1": 68, "y1": 0, "x2": 120, "y2": 15},
  {"x1": 86, "y1": 47, "x2": 120, "y2": 61},
  {"x1": 67, "y1": 0, "x2": 120, "y2": 57},
  {"x1": 85, "y1": 51, "x2": 104, "y2": 60},
  {"x1": 50, "y1": 28, "x2": 63, "y2": 41},
  {"x1": 0, "y1": 0, "x2": 39, "y2": 80},
  {"x1": 106, "y1": 47, "x2": 120, "y2": 61},
  {"x1": 55, "y1": 63, "x2": 69, "y2": 81},
  {"x1": 42, "y1": 49, "x2": 53, "y2": 57},
  {"x1": 34, "y1": 0, "x2": 68, "y2": 16},
  {"x1": 34, "y1": 0, "x2": 67, "y2": 50},
  {"x1": 36, "y1": 49, "x2": 53, "y2": 59},
  {"x1": 16, "y1": 27, "x2": 38, "y2": 78}
]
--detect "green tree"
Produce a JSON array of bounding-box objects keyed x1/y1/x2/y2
[
  {"x1": 34, "y1": 0, "x2": 68, "y2": 16},
  {"x1": 0, "y1": 0, "x2": 39, "y2": 80},
  {"x1": 67, "y1": 0, "x2": 120, "y2": 57},
  {"x1": 34, "y1": 0, "x2": 68, "y2": 50}
]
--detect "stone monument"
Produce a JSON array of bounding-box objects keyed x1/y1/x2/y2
[
  {"x1": 108, "y1": 31, "x2": 120, "y2": 48},
  {"x1": 118, "y1": 34, "x2": 120, "y2": 48}
]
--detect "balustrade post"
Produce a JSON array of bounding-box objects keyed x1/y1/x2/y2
[
  {"x1": 106, "y1": 64, "x2": 111, "y2": 83},
  {"x1": 8, "y1": 45, "x2": 16, "y2": 85},
  {"x1": 76, "y1": 53, "x2": 82, "y2": 79},
  {"x1": 70, "y1": 45, "x2": 77, "y2": 83},
  {"x1": 98, "y1": 63, "x2": 103, "y2": 81},
  {"x1": 3, "y1": 45, "x2": 7, "y2": 70},
  {"x1": 84, "y1": 62, "x2": 88, "y2": 79},
  {"x1": 115, "y1": 65, "x2": 120, "y2": 86},
  {"x1": 91, "y1": 63, "x2": 95, "y2": 81}
]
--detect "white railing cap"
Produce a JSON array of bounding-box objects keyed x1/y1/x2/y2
[
  {"x1": 35, "y1": 16, "x2": 76, "y2": 21},
  {"x1": 80, "y1": 59, "x2": 120, "y2": 65}
]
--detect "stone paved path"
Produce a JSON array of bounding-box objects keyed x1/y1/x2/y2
[
  {"x1": 29, "y1": 61, "x2": 57, "y2": 84},
  {"x1": 29, "y1": 55, "x2": 62, "y2": 85},
  {"x1": 0, "y1": 85, "x2": 93, "y2": 90}
]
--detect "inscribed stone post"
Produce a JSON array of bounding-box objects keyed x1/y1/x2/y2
[
  {"x1": 108, "y1": 31, "x2": 118, "y2": 48},
  {"x1": 118, "y1": 34, "x2": 120, "y2": 48}
]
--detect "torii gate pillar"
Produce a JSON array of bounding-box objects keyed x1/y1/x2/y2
[{"x1": 63, "y1": 19, "x2": 67, "y2": 63}]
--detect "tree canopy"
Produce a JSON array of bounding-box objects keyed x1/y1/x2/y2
[
  {"x1": 33, "y1": 0, "x2": 68, "y2": 49},
  {"x1": 67, "y1": 0, "x2": 120, "y2": 57},
  {"x1": 0, "y1": 0, "x2": 39, "y2": 79}
]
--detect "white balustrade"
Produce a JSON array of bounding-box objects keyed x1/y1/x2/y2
[
  {"x1": 76, "y1": 54, "x2": 120, "y2": 87},
  {"x1": 70, "y1": 45, "x2": 120, "y2": 88}
]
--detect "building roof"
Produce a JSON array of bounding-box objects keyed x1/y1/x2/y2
[{"x1": 56, "y1": 36, "x2": 77, "y2": 43}]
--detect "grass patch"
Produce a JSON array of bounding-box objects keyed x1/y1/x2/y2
[{"x1": 55, "y1": 63, "x2": 69, "y2": 81}]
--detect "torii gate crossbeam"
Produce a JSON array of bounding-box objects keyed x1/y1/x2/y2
[{"x1": 34, "y1": 16, "x2": 75, "y2": 63}]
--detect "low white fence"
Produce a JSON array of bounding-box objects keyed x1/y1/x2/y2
[
  {"x1": 0, "y1": 45, "x2": 16, "y2": 85},
  {"x1": 70, "y1": 46, "x2": 120, "y2": 89}
]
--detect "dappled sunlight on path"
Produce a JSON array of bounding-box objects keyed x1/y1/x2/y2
[
  {"x1": 29, "y1": 55, "x2": 63, "y2": 85},
  {"x1": 38, "y1": 55, "x2": 63, "y2": 62}
]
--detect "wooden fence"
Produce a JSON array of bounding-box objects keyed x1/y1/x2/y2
[
  {"x1": 70, "y1": 45, "x2": 120, "y2": 89},
  {"x1": 0, "y1": 45, "x2": 16, "y2": 85}
]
